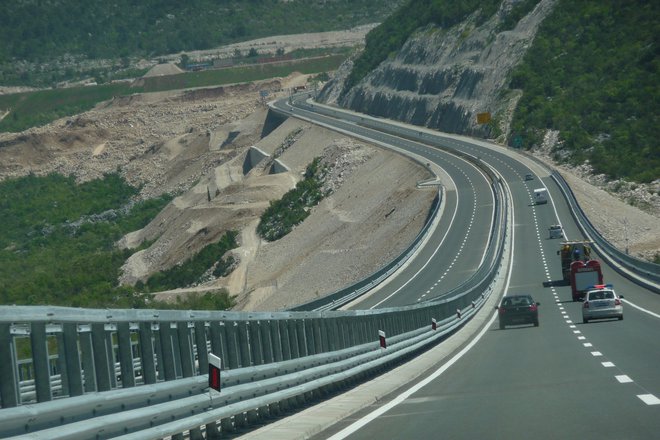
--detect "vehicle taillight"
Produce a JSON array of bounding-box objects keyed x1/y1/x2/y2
[
  {"x1": 498, "y1": 307, "x2": 505, "y2": 314},
  {"x1": 530, "y1": 304, "x2": 537, "y2": 312},
  {"x1": 583, "y1": 301, "x2": 589, "y2": 309},
  {"x1": 615, "y1": 298, "x2": 621, "y2": 306}
]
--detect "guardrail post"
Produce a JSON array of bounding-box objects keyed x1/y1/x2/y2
[
  {"x1": 30, "y1": 322, "x2": 52, "y2": 402},
  {"x1": 91, "y1": 323, "x2": 112, "y2": 392},
  {"x1": 249, "y1": 320, "x2": 263, "y2": 366},
  {"x1": 78, "y1": 327, "x2": 96, "y2": 392},
  {"x1": 209, "y1": 321, "x2": 227, "y2": 368},
  {"x1": 62, "y1": 323, "x2": 83, "y2": 396},
  {"x1": 194, "y1": 321, "x2": 208, "y2": 375},
  {"x1": 177, "y1": 322, "x2": 195, "y2": 378},
  {"x1": 54, "y1": 331, "x2": 69, "y2": 397},
  {"x1": 327, "y1": 318, "x2": 338, "y2": 351},
  {"x1": 296, "y1": 319, "x2": 307, "y2": 357},
  {"x1": 272, "y1": 320, "x2": 284, "y2": 362},
  {"x1": 237, "y1": 321, "x2": 251, "y2": 367},
  {"x1": 316, "y1": 319, "x2": 327, "y2": 353},
  {"x1": 305, "y1": 319, "x2": 317, "y2": 355},
  {"x1": 0, "y1": 323, "x2": 19, "y2": 407},
  {"x1": 138, "y1": 322, "x2": 157, "y2": 384},
  {"x1": 158, "y1": 322, "x2": 177, "y2": 381},
  {"x1": 225, "y1": 321, "x2": 239, "y2": 369},
  {"x1": 287, "y1": 320, "x2": 299, "y2": 359},
  {"x1": 171, "y1": 323, "x2": 183, "y2": 378},
  {"x1": 259, "y1": 320, "x2": 274, "y2": 364},
  {"x1": 117, "y1": 322, "x2": 135, "y2": 388}
]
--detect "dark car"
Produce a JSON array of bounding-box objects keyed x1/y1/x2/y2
[{"x1": 496, "y1": 294, "x2": 540, "y2": 329}]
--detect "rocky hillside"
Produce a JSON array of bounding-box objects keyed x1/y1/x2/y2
[{"x1": 319, "y1": 0, "x2": 556, "y2": 139}]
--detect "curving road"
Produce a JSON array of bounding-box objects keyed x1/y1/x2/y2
[{"x1": 271, "y1": 96, "x2": 660, "y2": 439}]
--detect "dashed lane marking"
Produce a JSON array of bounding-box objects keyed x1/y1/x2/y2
[{"x1": 637, "y1": 394, "x2": 660, "y2": 405}]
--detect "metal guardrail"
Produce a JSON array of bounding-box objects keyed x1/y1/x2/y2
[{"x1": 550, "y1": 171, "x2": 660, "y2": 292}]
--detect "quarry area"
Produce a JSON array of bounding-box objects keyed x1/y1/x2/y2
[{"x1": 0, "y1": 29, "x2": 657, "y2": 311}]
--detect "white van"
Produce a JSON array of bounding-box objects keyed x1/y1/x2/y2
[{"x1": 533, "y1": 188, "x2": 548, "y2": 204}]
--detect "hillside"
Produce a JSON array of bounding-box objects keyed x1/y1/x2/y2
[{"x1": 319, "y1": 0, "x2": 659, "y2": 184}]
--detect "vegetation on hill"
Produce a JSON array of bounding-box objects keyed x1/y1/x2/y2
[
  {"x1": 0, "y1": 173, "x2": 235, "y2": 309},
  {"x1": 0, "y1": 0, "x2": 402, "y2": 87},
  {"x1": 0, "y1": 55, "x2": 344, "y2": 133},
  {"x1": 257, "y1": 158, "x2": 329, "y2": 241},
  {"x1": 509, "y1": 0, "x2": 659, "y2": 183}
]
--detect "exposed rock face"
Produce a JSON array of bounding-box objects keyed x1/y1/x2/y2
[{"x1": 319, "y1": 0, "x2": 557, "y2": 139}]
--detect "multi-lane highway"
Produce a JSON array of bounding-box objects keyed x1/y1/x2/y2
[{"x1": 271, "y1": 96, "x2": 660, "y2": 439}]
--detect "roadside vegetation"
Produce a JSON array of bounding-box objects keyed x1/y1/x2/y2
[
  {"x1": 0, "y1": 173, "x2": 236, "y2": 309},
  {"x1": 257, "y1": 158, "x2": 329, "y2": 241}
]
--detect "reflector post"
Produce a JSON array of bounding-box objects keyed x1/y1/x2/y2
[
  {"x1": 379, "y1": 330, "x2": 386, "y2": 349},
  {"x1": 208, "y1": 353, "x2": 222, "y2": 392}
]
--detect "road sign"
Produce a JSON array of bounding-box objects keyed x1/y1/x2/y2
[
  {"x1": 209, "y1": 353, "x2": 221, "y2": 392},
  {"x1": 477, "y1": 112, "x2": 491, "y2": 124}
]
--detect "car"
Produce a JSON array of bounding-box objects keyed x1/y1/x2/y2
[
  {"x1": 496, "y1": 294, "x2": 540, "y2": 329},
  {"x1": 582, "y1": 284, "x2": 623, "y2": 323},
  {"x1": 525, "y1": 173, "x2": 534, "y2": 181},
  {"x1": 549, "y1": 224, "x2": 564, "y2": 239}
]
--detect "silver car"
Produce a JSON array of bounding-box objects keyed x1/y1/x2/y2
[{"x1": 582, "y1": 285, "x2": 623, "y2": 323}]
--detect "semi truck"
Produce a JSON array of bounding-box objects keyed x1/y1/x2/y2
[{"x1": 557, "y1": 241, "x2": 603, "y2": 301}]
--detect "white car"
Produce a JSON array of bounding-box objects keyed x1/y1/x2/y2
[
  {"x1": 582, "y1": 285, "x2": 623, "y2": 323},
  {"x1": 549, "y1": 225, "x2": 563, "y2": 239}
]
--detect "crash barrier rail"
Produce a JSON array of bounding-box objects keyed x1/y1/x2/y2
[
  {"x1": 550, "y1": 170, "x2": 660, "y2": 292},
  {"x1": 0, "y1": 168, "x2": 508, "y2": 439},
  {"x1": 0, "y1": 295, "x2": 495, "y2": 440}
]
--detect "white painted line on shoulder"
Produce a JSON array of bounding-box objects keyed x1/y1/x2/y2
[
  {"x1": 602, "y1": 362, "x2": 615, "y2": 368},
  {"x1": 638, "y1": 394, "x2": 660, "y2": 405},
  {"x1": 615, "y1": 375, "x2": 632, "y2": 383},
  {"x1": 591, "y1": 351, "x2": 603, "y2": 357},
  {"x1": 623, "y1": 300, "x2": 660, "y2": 320}
]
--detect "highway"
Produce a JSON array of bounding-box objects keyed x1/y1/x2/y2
[{"x1": 273, "y1": 96, "x2": 660, "y2": 439}]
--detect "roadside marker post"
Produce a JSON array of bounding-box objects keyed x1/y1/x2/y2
[
  {"x1": 209, "y1": 353, "x2": 222, "y2": 392},
  {"x1": 379, "y1": 330, "x2": 387, "y2": 349},
  {"x1": 432, "y1": 318, "x2": 437, "y2": 331}
]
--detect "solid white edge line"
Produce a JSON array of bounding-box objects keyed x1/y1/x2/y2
[{"x1": 327, "y1": 170, "x2": 516, "y2": 440}]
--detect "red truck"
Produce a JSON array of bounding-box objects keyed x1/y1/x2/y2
[{"x1": 558, "y1": 241, "x2": 603, "y2": 301}]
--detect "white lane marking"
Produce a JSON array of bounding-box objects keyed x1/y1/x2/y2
[
  {"x1": 573, "y1": 330, "x2": 581, "y2": 334},
  {"x1": 616, "y1": 375, "x2": 633, "y2": 383},
  {"x1": 638, "y1": 394, "x2": 660, "y2": 405},
  {"x1": 577, "y1": 336, "x2": 585, "y2": 340},
  {"x1": 591, "y1": 351, "x2": 603, "y2": 356},
  {"x1": 622, "y1": 299, "x2": 660, "y2": 320},
  {"x1": 326, "y1": 177, "x2": 517, "y2": 440},
  {"x1": 566, "y1": 320, "x2": 573, "y2": 324},
  {"x1": 583, "y1": 343, "x2": 593, "y2": 347},
  {"x1": 602, "y1": 362, "x2": 615, "y2": 368}
]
